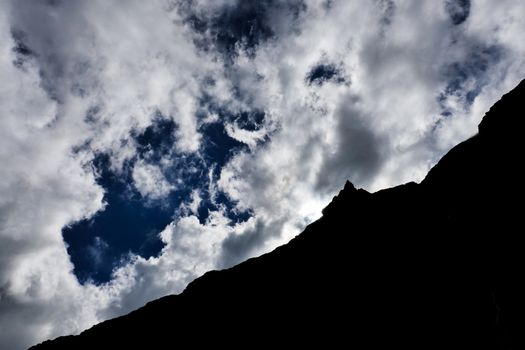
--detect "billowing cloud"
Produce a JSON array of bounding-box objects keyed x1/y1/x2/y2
[{"x1": 1, "y1": 1, "x2": 525, "y2": 349}]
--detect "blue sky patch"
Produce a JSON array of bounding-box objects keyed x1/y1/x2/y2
[{"x1": 63, "y1": 112, "x2": 255, "y2": 284}]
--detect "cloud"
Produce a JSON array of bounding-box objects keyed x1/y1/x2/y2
[
  {"x1": 224, "y1": 121, "x2": 269, "y2": 149},
  {"x1": 132, "y1": 160, "x2": 174, "y2": 200},
  {"x1": 316, "y1": 100, "x2": 383, "y2": 193},
  {"x1": 219, "y1": 217, "x2": 288, "y2": 268},
  {"x1": 179, "y1": 189, "x2": 203, "y2": 216},
  {"x1": 305, "y1": 61, "x2": 347, "y2": 86},
  {"x1": 181, "y1": 0, "x2": 306, "y2": 60},
  {"x1": 1, "y1": 1, "x2": 525, "y2": 349},
  {"x1": 445, "y1": 0, "x2": 471, "y2": 25}
]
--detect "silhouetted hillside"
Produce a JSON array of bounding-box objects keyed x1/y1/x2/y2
[{"x1": 31, "y1": 80, "x2": 525, "y2": 349}]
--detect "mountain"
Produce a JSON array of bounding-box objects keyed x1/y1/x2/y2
[{"x1": 31, "y1": 80, "x2": 525, "y2": 349}]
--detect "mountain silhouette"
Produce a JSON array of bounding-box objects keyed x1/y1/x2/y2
[{"x1": 31, "y1": 80, "x2": 525, "y2": 349}]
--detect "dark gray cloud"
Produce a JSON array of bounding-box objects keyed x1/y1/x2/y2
[
  {"x1": 7, "y1": 1, "x2": 88, "y2": 102},
  {"x1": 378, "y1": 0, "x2": 396, "y2": 29},
  {"x1": 219, "y1": 218, "x2": 285, "y2": 268},
  {"x1": 445, "y1": 0, "x2": 471, "y2": 25},
  {"x1": 0, "y1": 297, "x2": 51, "y2": 350},
  {"x1": 305, "y1": 62, "x2": 347, "y2": 86},
  {"x1": 181, "y1": 0, "x2": 306, "y2": 60},
  {"x1": 316, "y1": 100, "x2": 383, "y2": 194},
  {"x1": 10, "y1": 29, "x2": 35, "y2": 69},
  {"x1": 439, "y1": 43, "x2": 504, "y2": 115}
]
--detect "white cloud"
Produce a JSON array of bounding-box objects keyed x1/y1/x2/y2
[
  {"x1": 179, "y1": 190, "x2": 203, "y2": 216},
  {"x1": 132, "y1": 160, "x2": 174, "y2": 200},
  {"x1": 1, "y1": 1, "x2": 525, "y2": 349},
  {"x1": 224, "y1": 121, "x2": 269, "y2": 149}
]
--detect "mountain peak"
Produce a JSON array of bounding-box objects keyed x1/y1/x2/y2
[{"x1": 479, "y1": 79, "x2": 525, "y2": 136}]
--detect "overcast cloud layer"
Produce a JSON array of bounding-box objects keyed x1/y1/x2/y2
[{"x1": 1, "y1": 1, "x2": 525, "y2": 348}]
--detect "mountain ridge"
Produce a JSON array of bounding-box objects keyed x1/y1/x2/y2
[{"x1": 31, "y1": 80, "x2": 525, "y2": 349}]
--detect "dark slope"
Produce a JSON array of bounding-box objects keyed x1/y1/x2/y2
[{"x1": 31, "y1": 80, "x2": 525, "y2": 349}]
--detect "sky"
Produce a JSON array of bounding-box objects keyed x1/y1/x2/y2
[{"x1": 1, "y1": 0, "x2": 525, "y2": 348}]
